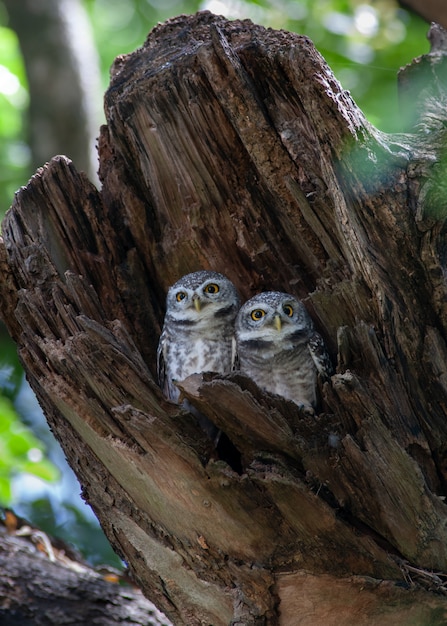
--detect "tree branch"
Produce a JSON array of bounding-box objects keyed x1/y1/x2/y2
[{"x1": 0, "y1": 519, "x2": 170, "y2": 625}]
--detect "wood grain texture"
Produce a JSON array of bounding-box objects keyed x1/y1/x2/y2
[{"x1": 2, "y1": 11, "x2": 447, "y2": 625}]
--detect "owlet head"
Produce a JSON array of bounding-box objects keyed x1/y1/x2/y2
[
  {"x1": 166, "y1": 270, "x2": 240, "y2": 323},
  {"x1": 235, "y1": 291, "x2": 312, "y2": 342}
]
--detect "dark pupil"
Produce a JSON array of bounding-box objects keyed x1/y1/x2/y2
[
  {"x1": 207, "y1": 285, "x2": 216, "y2": 293},
  {"x1": 254, "y1": 311, "x2": 262, "y2": 319},
  {"x1": 178, "y1": 293, "x2": 186, "y2": 300}
]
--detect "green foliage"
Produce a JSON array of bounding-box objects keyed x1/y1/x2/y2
[
  {"x1": 0, "y1": 24, "x2": 29, "y2": 217},
  {"x1": 0, "y1": 368, "x2": 59, "y2": 505},
  {"x1": 0, "y1": 330, "x2": 122, "y2": 566},
  {"x1": 84, "y1": 0, "x2": 203, "y2": 88}
]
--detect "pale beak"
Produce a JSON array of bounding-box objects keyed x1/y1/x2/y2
[
  {"x1": 274, "y1": 314, "x2": 282, "y2": 331},
  {"x1": 193, "y1": 295, "x2": 201, "y2": 312}
]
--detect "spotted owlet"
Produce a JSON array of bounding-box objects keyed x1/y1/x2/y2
[
  {"x1": 157, "y1": 271, "x2": 241, "y2": 407},
  {"x1": 235, "y1": 291, "x2": 332, "y2": 410}
]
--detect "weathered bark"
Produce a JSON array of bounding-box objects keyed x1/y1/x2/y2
[
  {"x1": 1, "y1": 11, "x2": 447, "y2": 625},
  {"x1": 0, "y1": 518, "x2": 171, "y2": 625}
]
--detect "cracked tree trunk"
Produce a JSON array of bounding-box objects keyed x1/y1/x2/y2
[{"x1": 2, "y1": 11, "x2": 447, "y2": 625}]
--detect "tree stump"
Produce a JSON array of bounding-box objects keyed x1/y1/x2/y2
[{"x1": 2, "y1": 11, "x2": 447, "y2": 625}]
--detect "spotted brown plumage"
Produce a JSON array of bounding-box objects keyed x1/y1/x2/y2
[
  {"x1": 235, "y1": 291, "x2": 332, "y2": 411},
  {"x1": 157, "y1": 271, "x2": 241, "y2": 409}
]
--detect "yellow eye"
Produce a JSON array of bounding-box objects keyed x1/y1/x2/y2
[
  {"x1": 204, "y1": 283, "x2": 219, "y2": 294},
  {"x1": 176, "y1": 291, "x2": 187, "y2": 302},
  {"x1": 283, "y1": 304, "x2": 293, "y2": 317},
  {"x1": 251, "y1": 309, "x2": 265, "y2": 321}
]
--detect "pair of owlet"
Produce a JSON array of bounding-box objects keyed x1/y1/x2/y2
[{"x1": 157, "y1": 271, "x2": 332, "y2": 412}]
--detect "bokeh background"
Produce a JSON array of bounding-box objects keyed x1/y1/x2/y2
[{"x1": 0, "y1": 0, "x2": 428, "y2": 567}]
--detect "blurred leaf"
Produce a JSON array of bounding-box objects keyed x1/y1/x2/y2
[
  {"x1": 20, "y1": 458, "x2": 59, "y2": 482},
  {"x1": 9, "y1": 431, "x2": 35, "y2": 455},
  {"x1": 0, "y1": 392, "x2": 59, "y2": 506},
  {"x1": 0, "y1": 25, "x2": 29, "y2": 217},
  {"x1": 0, "y1": 476, "x2": 11, "y2": 503},
  {"x1": 0, "y1": 394, "x2": 16, "y2": 426},
  {"x1": 0, "y1": 26, "x2": 27, "y2": 80}
]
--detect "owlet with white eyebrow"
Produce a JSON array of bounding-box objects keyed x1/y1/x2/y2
[
  {"x1": 158, "y1": 271, "x2": 241, "y2": 404},
  {"x1": 235, "y1": 291, "x2": 332, "y2": 411}
]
